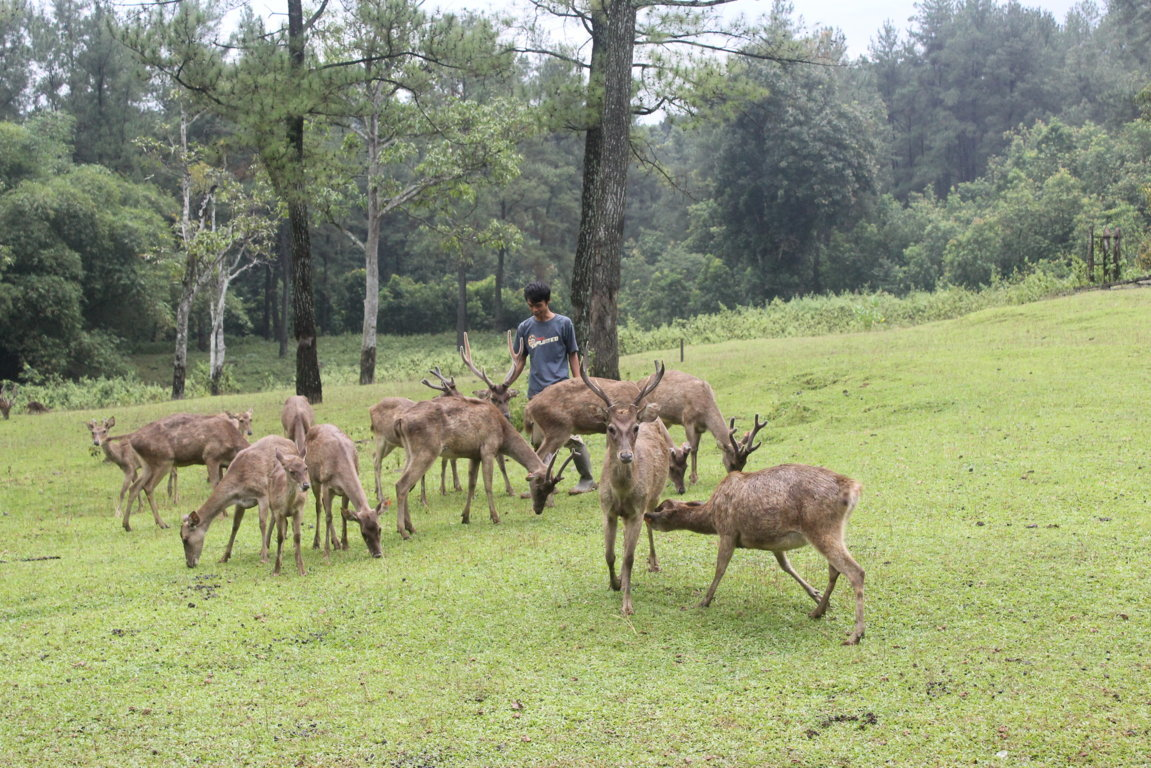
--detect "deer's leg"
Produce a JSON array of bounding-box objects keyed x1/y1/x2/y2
[
  {"x1": 256, "y1": 497, "x2": 270, "y2": 563},
  {"x1": 481, "y1": 455, "x2": 499, "y2": 525},
  {"x1": 701, "y1": 535, "x2": 737, "y2": 607},
  {"x1": 339, "y1": 495, "x2": 350, "y2": 550},
  {"x1": 292, "y1": 508, "x2": 306, "y2": 576},
  {"x1": 321, "y1": 487, "x2": 336, "y2": 560},
  {"x1": 419, "y1": 474, "x2": 429, "y2": 507},
  {"x1": 646, "y1": 520, "x2": 660, "y2": 573},
  {"x1": 451, "y1": 459, "x2": 462, "y2": 492},
  {"x1": 497, "y1": 454, "x2": 514, "y2": 496},
  {"x1": 686, "y1": 425, "x2": 701, "y2": 485},
  {"x1": 312, "y1": 487, "x2": 323, "y2": 550},
  {"x1": 619, "y1": 514, "x2": 644, "y2": 616},
  {"x1": 395, "y1": 456, "x2": 431, "y2": 539},
  {"x1": 273, "y1": 514, "x2": 285, "y2": 576},
  {"x1": 461, "y1": 459, "x2": 480, "y2": 524},
  {"x1": 136, "y1": 463, "x2": 171, "y2": 531},
  {"x1": 809, "y1": 541, "x2": 865, "y2": 645},
  {"x1": 116, "y1": 467, "x2": 135, "y2": 518},
  {"x1": 167, "y1": 466, "x2": 179, "y2": 504},
  {"x1": 373, "y1": 440, "x2": 392, "y2": 505},
  {"x1": 440, "y1": 458, "x2": 449, "y2": 496},
  {"x1": 773, "y1": 551, "x2": 822, "y2": 603},
  {"x1": 221, "y1": 505, "x2": 246, "y2": 564},
  {"x1": 604, "y1": 512, "x2": 620, "y2": 591}
]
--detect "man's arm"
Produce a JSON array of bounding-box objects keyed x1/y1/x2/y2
[{"x1": 568, "y1": 351, "x2": 581, "y2": 380}]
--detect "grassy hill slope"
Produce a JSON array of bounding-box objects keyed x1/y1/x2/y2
[{"x1": 1, "y1": 287, "x2": 1148, "y2": 767}]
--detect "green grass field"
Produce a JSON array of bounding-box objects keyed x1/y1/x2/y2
[{"x1": 2, "y1": 288, "x2": 1149, "y2": 767}]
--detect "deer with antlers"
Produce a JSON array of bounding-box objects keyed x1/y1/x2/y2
[
  {"x1": 581, "y1": 361, "x2": 675, "y2": 616},
  {"x1": 645, "y1": 462, "x2": 866, "y2": 645},
  {"x1": 646, "y1": 369, "x2": 766, "y2": 484},
  {"x1": 391, "y1": 390, "x2": 571, "y2": 540}
]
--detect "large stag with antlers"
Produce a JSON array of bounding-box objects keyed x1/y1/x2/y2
[
  {"x1": 647, "y1": 370, "x2": 767, "y2": 484},
  {"x1": 645, "y1": 462, "x2": 866, "y2": 645},
  {"x1": 391, "y1": 390, "x2": 570, "y2": 540},
  {"x1": 581, "y1": 361, "x2": 674, "y2": 616}
]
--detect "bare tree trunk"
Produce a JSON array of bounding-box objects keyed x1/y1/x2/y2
[
  {"x1": 278, "y1": 221, "x2": 290, "y2": 359},
  {"x1": 360, "y1": 108, "x2": 382, "y2": 385},
  {"x1": 570, "y1": 0, "x2": 635, "y2": 380},
  {"x1": 288, "y1": 0, "x2": 322, "y2": 403},
  {"x1": 172, "y1": 297, "x2": 191, "y2": 399},
  {"x1": 208, "y1": 270, "x2": 229, "y2": 396},
  {"x1": 456, "y1": 261, "x2": 468, "y2": 348}
]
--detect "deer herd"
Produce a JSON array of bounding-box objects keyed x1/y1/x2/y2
[{"x1": 76, "y1": 333, "x2": 868, "y2": 644}]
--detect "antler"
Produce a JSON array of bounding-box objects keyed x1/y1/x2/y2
[
  {"x1": 578, "y1": 355, "x2": 612, "y2": 406},
  {"x1": 421, "y1": 367, "x2": 459, "y2": 396},
  {"x1": 459, "y1": 332, "x2": 496, "y2": 389},
  {"x1": 727, "y1": 414, "x2": 768, "y2": 465},
  {"x1": 633, "y1": 361, "x2": 665, "y2": 407}
]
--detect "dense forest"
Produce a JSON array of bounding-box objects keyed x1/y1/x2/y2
[{"x1": 1, "y1": 0, "x2": 1149, "y2": 394}]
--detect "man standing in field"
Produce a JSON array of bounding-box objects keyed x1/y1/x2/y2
[{"x1": 507, "y1": 281, "x2": 598, "y2": 494}]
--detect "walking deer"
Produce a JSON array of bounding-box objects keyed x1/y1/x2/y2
[
  {"x1": 644, "y1": 462, "x2": 866, "y2": 645},
  {"x1": 646, "y1": 370, "x2": 765, "y2": 484},
  {"x1": 392, "y1": 395, "x2": 570, "y2": 540},
  {"x1": 281, "y1": 395, "x2": 315, "y2": 455},
  {"x1": 85, "y1": 416, "x2": 140, "y2": 517},
  {"x1": 304, "y1": 423, "x2": 384, "y2": 560},
  {"x1": 125, "y1": 412, "x2": 249, "y2": 531},
  {"x1": 179, "y1": 436, "x2": 310, "y2": 573},
  {"x1": 581, "y1": 361, "x2": 672, "y2": 616}
]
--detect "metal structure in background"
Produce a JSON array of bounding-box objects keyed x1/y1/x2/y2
[{"x1": 1088, "y1": 225, "x2": 1122, "y2": 283}]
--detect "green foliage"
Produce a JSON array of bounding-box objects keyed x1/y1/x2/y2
[{"x1": 3, "y1": 289, "x2": 1151, "y2": 766}]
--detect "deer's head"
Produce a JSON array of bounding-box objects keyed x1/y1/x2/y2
[
  {"x1": 581, "y1": 361, "x2": 665, "y2": 465},
  {"x1": 180, "y1": 511, "x2": 207, "y2": 568},
  {"x1": 525, "y1": 452, "x2": 576, "y2": 514}
]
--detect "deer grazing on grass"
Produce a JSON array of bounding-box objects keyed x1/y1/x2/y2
[
  {"x1": 180, "y1": 436, "x2": 310, "y2": 574},
  {"x1": 305, "y1": 423, "x2": 384, "y2": 560},
  {"x1": 125, "y1": 412, "x2": 249, "y2": 531},
  {"x1": 281, "y1": 395, "x2": 314, "y2": 455},
  {"x1": 392, "y1": 393, "x2": 571, "y2": 540},
  {"x1": 0, "y1": 383, "x2": 13, "y2": 419},
  {"x1": 581, "y1": 361, "x2": 673, "y2": 616},
  {"x1": 644, "y1": 462, "x2": 866, "y2": 645},
  {"x1": 646, "y1": 370, "x2": 766, "y2": 484}
]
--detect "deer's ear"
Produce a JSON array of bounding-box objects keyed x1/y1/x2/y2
[
  {"x1": 638, "y1": 403, "x2": 660, "y2": 423},
  {"x1": 105, "y1": 416, "x2": 115, "y2": 428},
  {"x1": 186, "y1": 511, "x2": 201, "y2": 527},
  {"x1": 508, "y1": 389, "x2": 519, "y2": 399}
]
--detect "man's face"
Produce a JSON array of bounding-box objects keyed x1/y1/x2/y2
[{"x1": 528, "y1": 299, "x2": 550, "y2": 322}]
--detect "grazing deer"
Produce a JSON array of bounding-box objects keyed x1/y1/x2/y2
[
  {"x1": 392, "y1": 394, "x2": 570, "y2": 540},
  {"x1": 581, "y1": 361, "x2": 672, "y2": 616},
  {"x1": 644, "y1": 462, "x2": 866, "y2": 645},
  {"x1": 304, "y1": 423, "x2": 384, "y2": 560},
  {"x1": 179, "y1": 436, "x2": 309, "y2": 571},
  {"x1": 0, "y1": 382, "x2": 13, "y2": 419},
  {"x1": 26, "y1": 400, "x2": 49, "y2": 414},
  {"x1": 646, "y1": 369, "x2": 765, "y2": 484},
  {"x1": 125, "y1": 412, "x2": 249, "y2": 531},
  {"x1": 281, "y1": 395, "x2": 314, "y2": 455}
]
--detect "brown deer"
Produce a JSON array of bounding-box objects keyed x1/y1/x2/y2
[
  {"x1": 179, "y1": 435, "x2": 309, "y2": 571},
  {"x1": 85, "y1": 417, "x2": 140, "y2": 517},
  {"x1": 392, "y1": 394, "x2": 571, "y2": 540},
  {"x1": 646, "y1": 369, "x2": 766, "y2": 484},
  {"x1": 281, "y1": 395, "x2": 314, "y2": 455},
  {"x1": 125, "y1": 412, "x2": 249, "y2": 531},
  {"x1": 581, "y1": 361, "x2": 672, "y2": 616},
  {"x1": 304, "y1": 423, "x2": 384, "y2": 560},
  {"x1": 459, "y1": 331, "x2": 522, "y2": 496},
  {"x1": 0, "y1": 382, "x2": 13, "y2": 419},
  {"x1": 268, "y1": 448, "x2": 312, "y2": 576},
  {"x1": 644, "y1": 462, "x2": 866, "y2": 645},
  {"x1": 524, "y1": 372, "x2": 689, "y2": 495}
]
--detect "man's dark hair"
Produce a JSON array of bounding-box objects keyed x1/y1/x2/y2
[{"x1": 524, "y1": 281, "x2": 551, "y2": 304}]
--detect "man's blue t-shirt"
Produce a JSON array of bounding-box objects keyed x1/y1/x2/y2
[{"x1": 515, "y1": 314, "x2": 579, "y2": 399}]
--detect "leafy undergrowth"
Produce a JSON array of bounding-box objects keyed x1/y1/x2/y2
[{"x1": 2, "y1": 288, "x2": 1150, "y2": 766}]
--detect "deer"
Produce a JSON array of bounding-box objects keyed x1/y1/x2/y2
[
  {"x1": 85, "y1": 416, "x2": 141, "y2": 517},
  {"x1": 281, "y1": 395, "x2": 314, "y2": 455},
  {"x1": 644, "y1": 462, "x2": 866, "y2": 645},
  {"x1": 125, "y1": 412, "x2": 249, "y2": 531},
  {"x1": 645, "y1": 370, "x2": 767, "y2": 485},
  {"x1": 179, "y1": 435, "x2": 310, "y2": 574},
  {"x1": 581, "y1": 361, "x2": 673, "y2": 616},
  {"x1": 0, "y1": 382, "x2": 13, "y2": 419},
  {"x1": 524, "y1": 369, "x2": 689, "y2": 496},
  {"x1": 459, "y1": 330, "x2": 523, "y2": 496},
  {"x1": 392, "y1": 393, "x2": 572, "y2": 540},
  {"x1": 304, "y1": 423, "x2": 384, "y2": 560}
]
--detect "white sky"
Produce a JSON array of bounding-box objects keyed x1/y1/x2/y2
[{"x1": 429, "y1": 0, "x2": 1087, "y2": 58}]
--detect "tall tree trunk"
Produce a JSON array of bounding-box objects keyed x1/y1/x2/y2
[
  {"x1": 287, "y1": 0, "x2": 322, "y2": 402},
  {"x1": 172, "y1": 296, "x2": 191, "y2": 399},
  {"x1": 455, "y1": 260, "x2": 468, "y2": 348},
  {"x1": 208, "y1": 270, "x2": 229, "y2": 396},
  {"x1": 360, "y1": 108, "x2": 382, "y2": 385},
  {"x1": 278, "y1": 220, "x2": 290, "y2": 359},
  {"x1": 570, "y1": 0, "x2": 635, "y2": 380}
]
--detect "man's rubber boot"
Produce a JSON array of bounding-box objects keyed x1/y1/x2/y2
[{"x1": 569, "y1": 439, "x2": 598, "y2": 495}]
